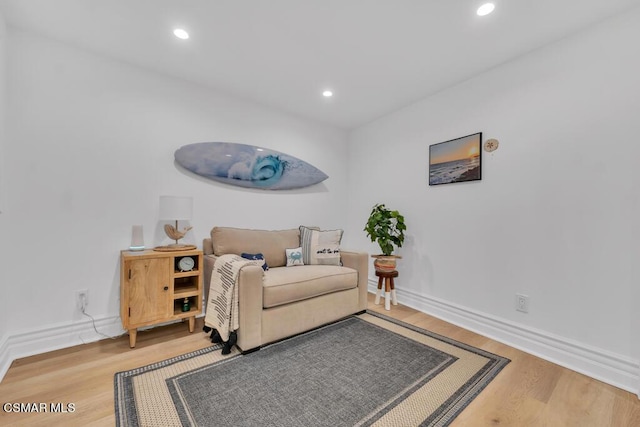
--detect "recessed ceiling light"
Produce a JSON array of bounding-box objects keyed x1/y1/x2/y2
[
  {"x1": 477, "y1": 3, "x2": 495, "y2": 16},
  {"x1": 173, "y1": 28, "x2": 189, "y2": 40},
  {"x1": 322, "y1": 90, "x2": 333, "y2": 98}
]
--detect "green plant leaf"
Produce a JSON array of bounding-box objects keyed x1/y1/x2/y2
[{"x1": 364, "y1": 203, "x2": 406, "y2": 255}]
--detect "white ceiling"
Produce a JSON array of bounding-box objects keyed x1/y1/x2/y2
[{"x1": 1, "y1": 0, "x2": 639, "y2": 129}]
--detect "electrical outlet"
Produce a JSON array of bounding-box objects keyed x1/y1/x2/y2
[
  {"x1": 516, "y1": 293, "x2": 529, "y2": 313},
  {"x1": 76, "y1": 289, "x2": 88, "y2": 312}
]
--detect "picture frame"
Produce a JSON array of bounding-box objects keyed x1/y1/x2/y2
[{"x1": 429, "y1": 132, "x2": 482, "y2": 186}]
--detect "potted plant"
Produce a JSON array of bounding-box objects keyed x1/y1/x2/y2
[{"x1": 364, "y1": 203, "x2": 406, "y2": 272}]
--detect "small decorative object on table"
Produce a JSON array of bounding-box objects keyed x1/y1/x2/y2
[
  {"x1": 154, "y1": 196, "x2": 197, "y2": 251},
  {"x1": 178, "y1": 256, "x2": 195, "y2": 272},
  {"x1": 129, "y1": 225, "x2": 145, "y2": 251}
]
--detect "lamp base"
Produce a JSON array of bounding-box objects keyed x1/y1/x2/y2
[{"x1": 153, "y1": 244, "x2": 197, "y2": 252}]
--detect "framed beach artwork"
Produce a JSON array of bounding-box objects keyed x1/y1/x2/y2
[{"x1": 429, "y1": 132, "x2": 482, "y2": 186}]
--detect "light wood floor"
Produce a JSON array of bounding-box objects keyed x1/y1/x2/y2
[{"x1": 1, "y1": 295, "x2": 639, "y2": 426}]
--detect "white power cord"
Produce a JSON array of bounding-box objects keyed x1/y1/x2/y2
[{"x1": 80, "y1": 302, "x2": 124, "y2": 341}]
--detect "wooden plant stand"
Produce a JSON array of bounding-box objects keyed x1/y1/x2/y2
[{"x1": 374, "y1": 270, "x2": 398, "y2": 311}]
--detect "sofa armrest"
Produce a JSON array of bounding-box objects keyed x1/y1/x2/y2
[
  {"x1": 203, "y1": 238, "x2": 214, "y2": 255},
  {"x1": 237, "y1": 265, "x2": 264, "y2": 351},
  {"x1": 203, "y1": 253, "x2": 264, "y2": 352},
  {"x1": 341, "y1": 250, "x2": 369, "y2": 311},
  {"x1": 203, "y1": 254, "x2": 217, "y2": 304}
]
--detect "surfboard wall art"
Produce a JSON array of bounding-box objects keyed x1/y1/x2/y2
[{"x1": 174, "y1": 142, "x2": 329, "y2": 190}]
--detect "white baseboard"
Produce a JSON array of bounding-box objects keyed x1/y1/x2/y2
[
  {"x1": 0, "y1": 309, "x2": 208, "y2": 383},
  {"x1": 3, "y1": 286, "x2": 639, "y2": 397},
  {"x1": 0, "y1": 314, "x2": 124, "y2": 383},
  {"x1": 368, "y1": 281, "x2": 639, "y2": 396},
  {"x1": 0, "y1": 334, "x2": 10, "y2": 383}
]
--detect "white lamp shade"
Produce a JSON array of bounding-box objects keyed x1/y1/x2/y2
[{"x1": 159, "y1": 196, "x2": 193, "y2": 220}]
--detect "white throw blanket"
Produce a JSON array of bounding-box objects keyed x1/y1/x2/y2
[{"x1": 204, "y1": 254, "x2": 263, "y2": 342}]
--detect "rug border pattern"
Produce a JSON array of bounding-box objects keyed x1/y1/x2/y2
[{"x1": 114, "y1": 310, "x2": 510, "y2": 427}]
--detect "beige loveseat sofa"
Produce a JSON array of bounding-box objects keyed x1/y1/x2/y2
[{"x1": 203, "y1": 226, "x2": 368, "y2": 352}]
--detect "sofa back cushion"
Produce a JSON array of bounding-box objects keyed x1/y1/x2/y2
[
  {"x1": 299, "y1": 225, "x2": 343, "y2": 266},
  {"x1": 211, "y1": 227, "x2": 300, "y2": 268}
]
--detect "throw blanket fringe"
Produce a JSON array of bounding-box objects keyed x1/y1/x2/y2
[{"x1": 204, "y1": 254, "x2": 263, "y2": 342}]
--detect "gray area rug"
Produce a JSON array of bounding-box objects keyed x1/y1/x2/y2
[{"x1": 115, "y1": 312, "x2": 509, "y2": 426}]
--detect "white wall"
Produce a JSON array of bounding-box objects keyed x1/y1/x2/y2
[
  {"x1": 0, "y1": 28, "x2": 349, "y2": 376},
  {"x1": 0, "y1": 9, "x2": 8, "y2": 365},
  {"x1": 346, "y1": 7, "x2": 640, "y2": 392},
  {"x1": 3, "y1": 7, "x2": 640, "y2": 395}
]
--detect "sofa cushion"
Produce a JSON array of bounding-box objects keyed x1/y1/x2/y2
[
  {"x1": 241, "y1": 253, "x2": 269, "y2": 271},
  {"x1": 285, "y1": 247, "x2": 304, "y2": 266},
  {"x1": 263, "y1": 265, "x2": 357, "y2": 308},
  {"x1": 211, "y1": 227, "x2": 300, "y2": 268},
  {"x1": 299, "y1": 226, "x2": 343, "y2": 266}
]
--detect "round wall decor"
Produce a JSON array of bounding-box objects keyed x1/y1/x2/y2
[{"x1": 484, "y1": 138, "x2": 499, "y2": 152}]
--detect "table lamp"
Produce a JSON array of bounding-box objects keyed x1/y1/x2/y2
[{"x1": 156, "y1": 195, "x2": 196, "y2": 251}]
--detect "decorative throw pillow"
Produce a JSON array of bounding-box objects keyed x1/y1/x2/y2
[
  {"x1": 299, "y1": 226, "x2": 343, "y2": 266},
  {"x1": 285, "y1": 247, "x2": 304, "y2": 267},
  {"x1": 241, "y1": 253, "x2": 269, "y2": 271}
]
